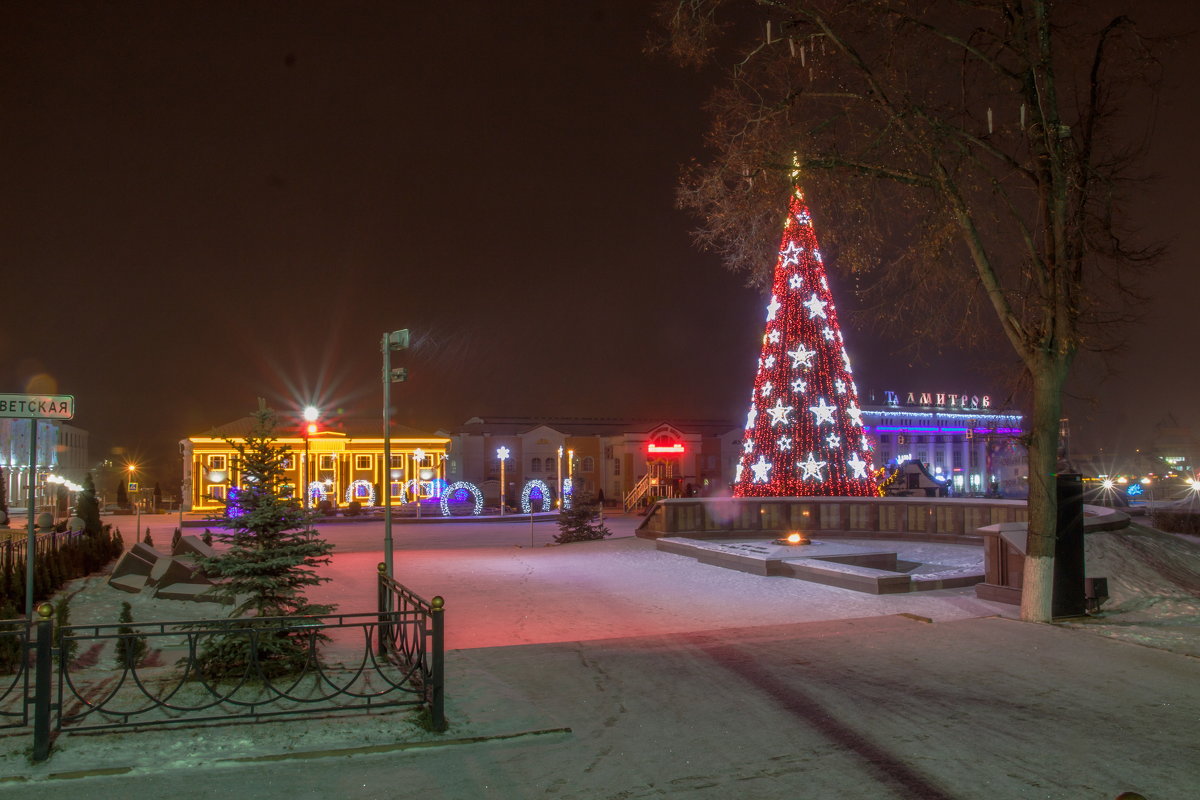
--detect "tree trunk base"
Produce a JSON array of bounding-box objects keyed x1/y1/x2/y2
[{"x1": 1020, "y1": 554, "x2": 1054, "y2": 622}]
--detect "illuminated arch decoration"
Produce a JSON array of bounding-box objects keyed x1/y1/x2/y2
[
  {"x1": 440, "y1": 481, "x2": 483, "y2": 516},
  {"x1": 344, "y1": 479, "x2": 376, "y2": 506},
  {"x1": 561, "y1": 477, "x2": 574, "y2": 510},
  {"x1": 520, "y1": 480, "x2": 552, "y2": 514},
  {"x1": 307, "y1": 481, "x2": 328, "y2": 505}
]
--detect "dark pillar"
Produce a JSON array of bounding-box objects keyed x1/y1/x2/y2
[{"x1": 1052, "y1": 472, "x2": 1086, "y2": 618}]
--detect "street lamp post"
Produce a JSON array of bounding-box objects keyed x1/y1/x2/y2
[
  {"x1": 497, "y1": 446, "x2": 509, "y2": 517},
  {"x1": 303, "y1": 406, "x2": 319, "y2": 510},
  {"x1": 556, "y1": 446, "x2": 563, "y2": 508},
  {"x1": 413, "y1": 448, "x2": 425, "y2": 520},
  {"x1": 129, "y1": 465, "x2": 141, "y2": 544},
  {"x1": 381, "y1": 328, "x2": 409, "y2": 580}
]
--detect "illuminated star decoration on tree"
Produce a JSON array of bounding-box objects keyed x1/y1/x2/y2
[{"x1": 733, "y1": 178, "x2": 879, "y2": 497}]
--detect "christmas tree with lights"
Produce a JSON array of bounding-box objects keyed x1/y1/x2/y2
[{"x1": 733, "y1": 179, "x2": 878, "y2": 497}]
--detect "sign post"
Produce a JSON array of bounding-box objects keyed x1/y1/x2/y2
[{"x1": 0, "y1": 394, "x2": 75, "y2": 617}]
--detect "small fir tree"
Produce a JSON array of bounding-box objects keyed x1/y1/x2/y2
[
  {"x1": 55, "y1": 597, "x2": 78, "y2": 663},
  {"x1": 77, "y1": 472, "x2": 103, "y2": 536},
  {"x1": 0, "y1": 466, "x2": 8, "y2": 519},
  {"x1": 555, "y1": 490, "x2": 611, "y2": 544},
  {"x1": 143, "y1": 528, "x2": 153, "y2": 547},
  {"x1": 171, "y1": 527, "x2": 182, "y2": 552},
  {"x1": 197, "y1": 401, "x2": 335, "y2": 676},
  {"x1": 202, "y1": 528, "x2": 213, "y2": 547},
  {"x1": 114, "y1": 601, "x2": 148, "y2": 668}
]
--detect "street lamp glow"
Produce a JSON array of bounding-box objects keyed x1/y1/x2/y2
[
  {"x1": 303, "y1": 406, "x2": 320, "y2": 422},
  {"x1": 496, "y1": 446, "x2": 510, "y2": 460}
]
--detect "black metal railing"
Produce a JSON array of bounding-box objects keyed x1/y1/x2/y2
[
  {"x1": 0, "y1": 567, "x2": 444, "y2": 762},
  {"x1": 0, "y1": 619, "x2": 29, "y2": 730}
]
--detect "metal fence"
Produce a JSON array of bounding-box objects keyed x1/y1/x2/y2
[{"x1": 0, "y1": 567, "x2": 443, "y2": 762}]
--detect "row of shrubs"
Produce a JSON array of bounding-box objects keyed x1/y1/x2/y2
[
  {"x1": 0, "y1": 525, "x2": 125, "y2": 617},
  {"x1": 1150, "y1": 510, "x2": 1200, "y2": 536}
]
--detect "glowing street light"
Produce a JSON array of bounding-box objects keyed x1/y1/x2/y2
[
  {"x1": 413, "y1": 448, "x2": 426, "y2": 519},
  {"x1": 302, "y1": 407, "x2": 320, "y2": 509},
  {"x1": 556, "y1": 446, "x2": 563, "y2": 508},
  {"x1": 497, "y1": 446, "x2": 510, "y2": 517}
]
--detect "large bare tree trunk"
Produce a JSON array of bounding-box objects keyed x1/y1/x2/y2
[{"x1": 1020, "y1": 357, "x2": 1069, "y2": 622}]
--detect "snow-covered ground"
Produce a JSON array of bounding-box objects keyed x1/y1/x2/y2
[
  {"x1": 2, "y1": 513, "x2": 1197, "y2": 797},
  {"x1": 35, "y1": 512, "x2": 1200, "y2": 655}
]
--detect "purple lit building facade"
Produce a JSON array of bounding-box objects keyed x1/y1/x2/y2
[{"x1": 862, "y1": 389, "x2": 1027, "y2": 498}]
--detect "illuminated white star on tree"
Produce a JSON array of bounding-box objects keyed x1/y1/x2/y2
[
  {"x1": 796, "y1": 210, "x2": 812, "y2": 225},
  {"x1": 814, "y1": 250, "x2": 823, "y2": 263},
  {"x1": 734, "y1": 461, "x2": 744, "y2": 483},
  {"x1": 750, "y1": 454, "x2": 773, "y2": 483},
  {"x1": 822, "y1": 327, "x2": 835, "y2": 341},
  {"x1": 860, "y1": 435, "x2": 871, "y2": 449},
  {"x1": 834, "y1": 378, "x2": 847, "y2": 394},
  {"x1": 788, "y1": 273, "x2": 803, "y2": 290},
  {"x1": 779, "y1": 242, "x2": 804, "y2": 267},
  {"x1": 847, "y1": 452, "x2": 868, "y2": 479},
  {"x1": 790, "y1": 377, "x2": 807, "y2": 394},
  {"x1": 809, "y1": 397, "x2": 837, "y2": 426},
  {"x1": 820, "y1": 276, "x2": 829, "y2": 290},
  {"x1": 767, "y1": 399, "x2": 794, "y2": 427},
  {"x1": 743, "y1": 439, "x2": 754, "y2": 454},
  {"x1": 765, "y1": 295, "x2": 782, "y2": 321},
  {"x1": 777, "y1": 435, "x2": 793, "y2": 452},
  {"x1": 803, "y1": 294, "x2": 828, "y2": 319},
  {"x1": 746, "y1": 407, "x2": 757, "y2": 429},
  {"x1": 761, "y1": 381, "x2": 773, "y2": 397},
  {"x1": 764, "y1": 355, "x2": 776, "y2": 369},
  {"x1": 826, "y1": 433, "x2": 841, "y2": 449},
  {"x1": 788, "y1": 345, "x2": 816, "y2": 369},
  {"x1": 846, "y1": 405, "x2": 864, "y2": 426},
  {"x1": 767, "y1": 329, "x2": 781, "y2": 343},
  {"x1": 798, "y1": 452, "x2": 827, "y2": 481},
  {"x1": 842, "y1": 351, "x2": 854, "y2": 373}
]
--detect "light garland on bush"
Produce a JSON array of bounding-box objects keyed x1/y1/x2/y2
[
  {"x1": 521, "y1": 480, "x2": 552, "y2": 513},
  {"x1": 439, "y1": 481, "x2": 483, "y2": 516},
  {"x1": 343, "y1": 479, "x2": 376, "y2": 506}
]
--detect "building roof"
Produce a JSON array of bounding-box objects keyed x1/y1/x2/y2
[
  {"x1": 454, "y1": 416, "x2": 738, "y2": 437},
  {"x1": 195, "y1": 416, "x2": 446, "y2": 440}
]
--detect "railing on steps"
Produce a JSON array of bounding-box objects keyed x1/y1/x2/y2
[{"x1": 623, "y1": 473, "x2": 654, "y2": 513}]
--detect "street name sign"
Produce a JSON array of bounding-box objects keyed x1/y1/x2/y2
[{"x1": 0, "y1": 394, "x2": 75, "y2": 420}]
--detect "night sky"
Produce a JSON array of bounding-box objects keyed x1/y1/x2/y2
[{"x1": 3, "y1": 1, "x2": 1197, "y2": 484}]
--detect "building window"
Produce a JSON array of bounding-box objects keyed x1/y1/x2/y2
[
  {"x1": 531, "y1": 457, "x2": 542, "y2": 472},
  {"x1": 208, "y1": 455, "x2": 226, "y2": 471},
  {"x1": 916, "y1": 436, "x2": 927, "y2": 444},
  {"x1": 879, "y1": 434, "x2": 891, "y2": 444},
  {"x1": 390, "y1": 455, "x2": 403, "y2": 469},
  {"x1": 390, "y1": 481, "x2": 403, "y2": 498},
  {"x1": 953, "y1": 451, "x2": 963, "y2": 468},
  {"x1": 613, "y1": 460, "x2": 621, "y2": 476},
  {"x1": 355, "y1": 455, "x2": 372, "y2": 470},
  {"x1": 319, "y1": 454, "x2": 335, "y2": 471},
  {"x1": 582, "y1": 456, "x2": 595, "y2": 473},
  {"x1": 209, "y1": 485, "x2": 226, "y2": 501}
]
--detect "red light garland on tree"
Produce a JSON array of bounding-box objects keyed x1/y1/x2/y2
[{"x1": 733, "y1": 179, "x2": 879, "y2": 498}]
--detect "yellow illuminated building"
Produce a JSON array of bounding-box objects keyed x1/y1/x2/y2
[{"x1": 182, "y1": 417, "x2": 449, "y2": 513}]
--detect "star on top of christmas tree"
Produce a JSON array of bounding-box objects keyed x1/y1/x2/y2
[{"x1": 732, "y1": 177, "x2": 879, "y2": 498}]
